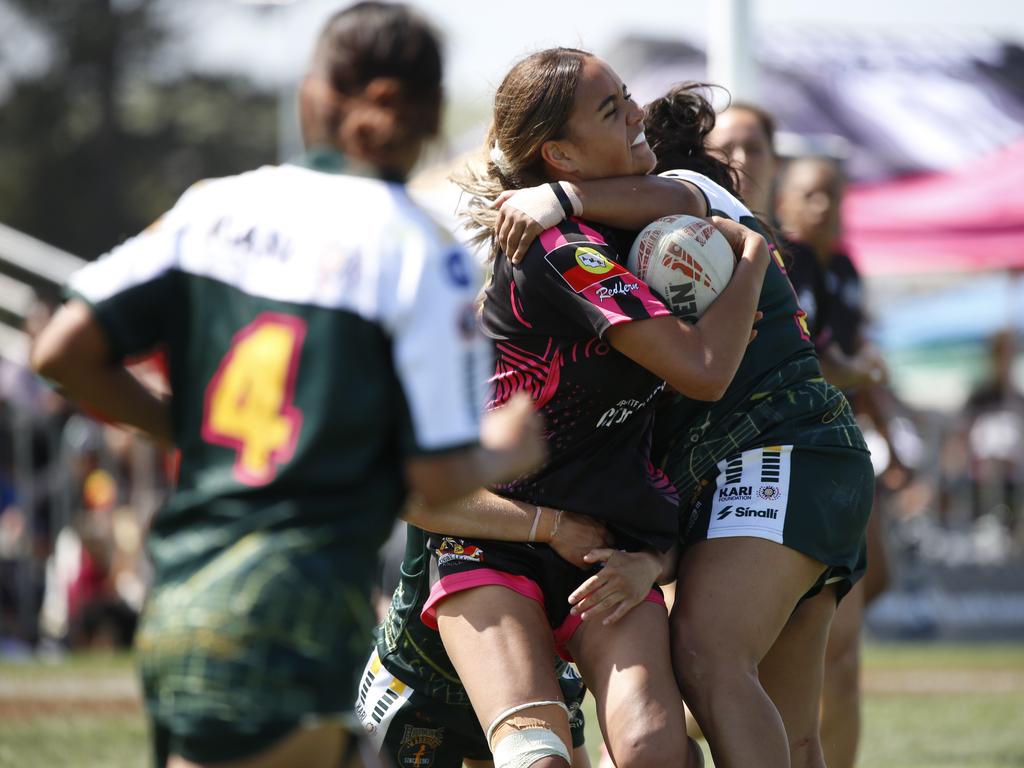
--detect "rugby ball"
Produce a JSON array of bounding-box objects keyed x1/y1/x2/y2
[{"x1": 627, "y1": 214, "x2": 734, "y2": 322}]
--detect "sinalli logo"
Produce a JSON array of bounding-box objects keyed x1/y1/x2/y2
[
  {"x1": 736, "y1": 507, "x2": 778, "y2": 519},
  {"x1": 717, "y1": 505, "x2": 778, "y2": 521}
]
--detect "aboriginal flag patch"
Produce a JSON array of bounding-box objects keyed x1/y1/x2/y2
[{"x1": 546, "y1": 244, "x2": 630, "y2": 293}]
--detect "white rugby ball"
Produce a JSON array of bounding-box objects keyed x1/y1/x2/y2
[{"x1": 627, "y1": 214, "x2": 735, "y2": 322}]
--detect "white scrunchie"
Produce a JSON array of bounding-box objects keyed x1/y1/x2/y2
[
  {"x1": 490, "y1": 144, "x2": 513, "y2": 176},
  {"x1": 500, "y1": 182, "x2": 583, "y2": 230}
]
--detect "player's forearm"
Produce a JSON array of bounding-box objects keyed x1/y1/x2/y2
[
  {"x1": 405, "y1": 394, "x2": 546, "y2": 508},
  {"x1": 572, "y1": 176, "x2": 706, "y2": 229},
  {"x1": 31, "y1": 301, "x2": 173, "y2": 447},
  {"x1": 49, "y1": 366, "x2": 172, "y2": 446},
  {"x1": 404, "y1": 444, "x2": 530, "y2": 508},
  {"x1": 403, "y1": 489, "x2": 560, "y2": 543}
]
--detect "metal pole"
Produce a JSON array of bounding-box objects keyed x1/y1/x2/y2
[
  {"x1": 708, "y1": 0, "x2": 758, "y2": 103},
  {"x1": 235, "y1": 0, "x2": 303, "y2": 162}
]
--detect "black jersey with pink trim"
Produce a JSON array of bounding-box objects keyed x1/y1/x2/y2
[{"x1": 481, "y1": 218, "x2": 679, "y2": 551}]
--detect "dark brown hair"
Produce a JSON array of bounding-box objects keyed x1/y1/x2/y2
[
  {"x1": 454, "y1": 47, "x2": 591, "y2": 245},
  {"x1": 313, "y1": 2, "x2": 442, "y2": 100},
  {"x1": 643, "y1": 83, "x2": 740, "y2": 195}
]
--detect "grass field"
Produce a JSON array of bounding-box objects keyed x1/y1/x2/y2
[{"x1": 1, "y1": 643, "x2": 1022, "y2": 767}]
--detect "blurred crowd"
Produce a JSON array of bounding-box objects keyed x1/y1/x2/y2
[{"x1": 0, "y1": 291, "x2": 169, "y2": 655}]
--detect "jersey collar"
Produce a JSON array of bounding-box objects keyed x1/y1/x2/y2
[{"x1": 290, "y1": 146, "x2": 404, "y2": 183}]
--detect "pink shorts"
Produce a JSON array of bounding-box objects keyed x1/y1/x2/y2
[{"x1": 421, "y1": 566, "x2": 665, "y2": 662}]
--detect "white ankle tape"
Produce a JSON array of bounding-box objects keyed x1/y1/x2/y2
[
  {"x1": 486, "y1": 699, "x2": 569, "y2": 745},
  {"x1": 492, "y1": 728, "x2": 571, "y2": 768}
]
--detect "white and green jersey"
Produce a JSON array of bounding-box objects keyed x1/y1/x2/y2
[{"x1": 67, "y1": 149, "x2": 490, "y2": 579}]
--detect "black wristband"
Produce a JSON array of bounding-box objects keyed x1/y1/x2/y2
[{"x1": 549, "y1": 182, "x2": 575, "y2": 219}]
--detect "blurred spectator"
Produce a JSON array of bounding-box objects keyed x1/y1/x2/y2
[
  {"x1": 37, "y1": 416, "x2": 152, "y2": 650},
  {"x1": 0, "y1": 288, "x2": 72, "y2": 648},
  {"x1": 2, "y1": 323, "x2": 165, "y2": 652},
  {"x1": 775, "y1": 152, "x2": 921, "y2": 768},
  {"x1": 942, "y1": 329, "x2": 1024, "y2": 544}
]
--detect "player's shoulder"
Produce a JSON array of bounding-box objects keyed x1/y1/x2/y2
[
  {"x1": 390, "y1": 186, "x2": 461, "y2": 250},
  {"x1": 519, "y1": 217, "x2": 617, "y2": 275},
  {"x1": 166, "y1": 168, "x2": 291, "y2": 223},
  {"x1": 658, "y1": 169, "x2": 752, "y2": 222}
]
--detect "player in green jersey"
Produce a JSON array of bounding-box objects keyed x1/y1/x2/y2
[
  {"x1": 494, "y1": 83, "x2": 873, "y2": 768},
  {"x1": 359, "y1": 518, "x2": 600, "y2": 768},
  {"x1": 29, "y1": 4, "x2": 545, "y2": 767}
]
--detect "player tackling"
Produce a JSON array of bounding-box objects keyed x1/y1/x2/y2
[{"x1": 29, "y1": 3, "x2": 543, "y2": 767}]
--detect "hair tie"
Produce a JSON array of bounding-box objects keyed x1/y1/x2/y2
[{"x1": 489, "y1": 143, "x2": 513, "y2": 176}]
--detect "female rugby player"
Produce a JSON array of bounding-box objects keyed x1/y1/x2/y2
[
  {"x1": 774, "y1": 151, "x2": 899, "y2": 768},
  {"x1": 496, "y1": 84, "x2": 874, "y2": 768},
  {"x1": 30, "y1": 4, "x2": 544, "y2": 767},
  {"x1": 426, "y1": 49, "x2": 770, "y2": 768}
]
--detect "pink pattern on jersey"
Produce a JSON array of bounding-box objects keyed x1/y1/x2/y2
[
  {"x1": 538, "y1": 218, "x2": 608, "y2": 253},
  {"x1": 490, "y1": 340, "x2": 563, "y2": 411},
  {"x1": 647, "y1": 458, "x2": 681, "y2": 506},
  {"x1": 569, "y1": 337, "x2": 608, "y2": 364},
  {"x1": 538, "y1": 227, "x2": 570, "y2": 253},
  {"x1": 573, "y1": 218, "x2": 609, "y2": 244},
  {"x1": 510, "y1": 281, "x2": 532, "y2": 328},
  {"x1": 578, "y1": 280, "x2": 673, "y2": 326}
]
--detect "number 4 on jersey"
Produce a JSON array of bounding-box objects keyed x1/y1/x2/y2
[{"x1": 202, "y1": 313, "x2": 307, "y2": 486}]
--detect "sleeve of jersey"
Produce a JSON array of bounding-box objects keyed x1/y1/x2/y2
[
  {"x1": 65, "y1": 187, "x2": 199, "y2": 360},
  {"x1": 518, "y1": 234, "x2": 672, "y2": 339},
  {"x1": 387, "y1": 237, "x2": 490, "y2": 456}
]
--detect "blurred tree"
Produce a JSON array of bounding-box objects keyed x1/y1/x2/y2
[{"x1": 0, "y1": 0, "x2": 276, "y2": 259}]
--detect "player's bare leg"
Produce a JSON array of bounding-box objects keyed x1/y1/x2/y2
[
  {"x1": 436, "y1": 586, "x2": 571, "y2": 768},
  {"x1": 167, "y1": 724, "x2": 349, "y2": 768},
  {"x1": 820, "y1": 495, "x2": 889, "y2": 768},
  {"x1": 759, "y1": 587, "x2": 838, "y2": 768},
  {"x1": 818, "y1": 580, "x2": 863, "y2": 768},
  {"x1": 569, "y1": 600, "x2": 698, "y2": 768},
  {"x1": 464, "y1": 743, "x2": 591, "y2": 768},
  {"x1": 860, "y1": 496, "x2": 892, "y2": 605},
  {"x1": 670, "y1": 537, "x2": 826, "y2": 768}
]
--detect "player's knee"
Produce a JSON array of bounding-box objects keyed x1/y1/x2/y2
[
  {"x1": 823, "y1": 647, "x2": 860, "y2": 706},
  {"x1": 488, "y1": 701, "x2": 571, "y2": 768},
  {"x1": 789, "y1": 730, "x2": 825, "y2": 768},
  {"x1": 607, "y1": 723, "x2": 690, "y2": 768},
  {"x1": 672, "y1": 629, "x2": 757, "y2": 702}
]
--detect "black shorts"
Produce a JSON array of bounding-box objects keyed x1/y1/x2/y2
[{"x1": 420, "y1": 537, "x2": 664, "y2": 661}]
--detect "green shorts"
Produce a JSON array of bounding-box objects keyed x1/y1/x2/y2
[
  {"x1": 137, "y1": 528, "x2": 377, "y2": 765},
  {"x1": 357, "y1": 649, "x2": 587, "y2": 767},
  {"x1": 683, "y1": 444, "x2": 874, "y2": 599}
]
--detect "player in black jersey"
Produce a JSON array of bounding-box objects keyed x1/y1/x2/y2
[
  {"x1": 433, "y1": 49, "x2": 770, "y2": 768},
  {"x1": 495, "y1": 84, "x2": 874, "y2": 768},
  {"x1": 29, "y1": 5, "x2": 545, "y2": 767}
]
